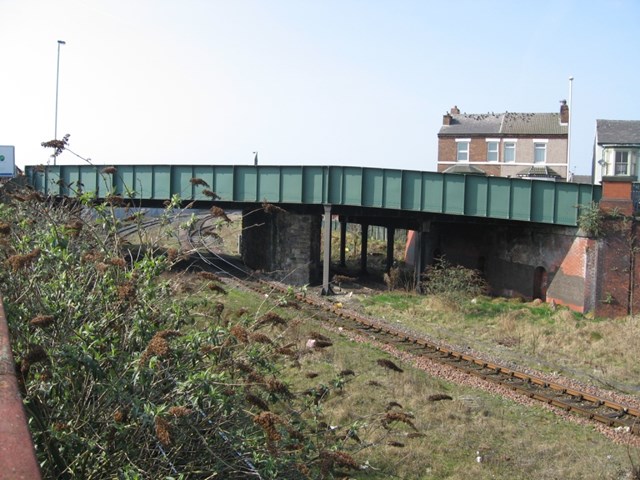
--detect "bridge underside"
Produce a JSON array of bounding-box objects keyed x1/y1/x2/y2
[{"x1": 25, "y1": 164, "x2": 639, "y2": 316}]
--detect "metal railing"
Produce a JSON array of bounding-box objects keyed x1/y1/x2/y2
[{"x1": 0, "y1": 296, "x2": 42, "y2": 478}]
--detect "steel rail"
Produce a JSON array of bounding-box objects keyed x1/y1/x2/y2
[{"x1": 187, "y1": 210, "x2": 640, "y2": 436}]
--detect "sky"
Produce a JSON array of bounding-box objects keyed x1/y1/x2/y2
[{"x1": 1, "y1": 0, "x2": 639, "y2": 176}]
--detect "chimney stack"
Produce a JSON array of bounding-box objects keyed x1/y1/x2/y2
[
  {"x1": 560, "y1": 100, "x2": 569, "y2": 125},
  {"x1": 450, "y1": 105, "x2": 460, "y2": 115},
  {"x1": 442, "y1": 113, "x2": 452, "y2": 125}
]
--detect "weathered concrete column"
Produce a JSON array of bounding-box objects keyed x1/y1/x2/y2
[
  {"x1": 386, "y1": 227, "x2": 395, "y2": 271},
  {"x1": 339, "y1": 220, "x2": 347, "y2": 267},
  {"x1": 360, "y1": 223, "x2": 369, "y2": 274},
  {"x1": 322, "y1": 205, "x2": 333, "y2": 295}
]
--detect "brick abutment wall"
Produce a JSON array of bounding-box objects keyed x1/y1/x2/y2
[{"x1": 241, "y1": 208, "x2": 321, "y2": 286}]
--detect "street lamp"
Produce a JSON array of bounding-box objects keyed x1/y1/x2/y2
[
  {"x1": 54, "y1": 40, "x2": 66, "y2": 165},
  {"x1": 567, "y1": 76, "x2": 574, "y2": 179}
]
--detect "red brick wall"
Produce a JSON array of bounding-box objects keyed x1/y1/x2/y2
[
  {"x1": 594, "y1": 218, "x2": 640, "y2": 317},
  {"x1": 438, "y1": 138, "x2": 456, "y2": 162}
]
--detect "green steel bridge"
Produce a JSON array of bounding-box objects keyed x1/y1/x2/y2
[{"x1": 25, "y1": 164, "x2": 601, "y2": 227}]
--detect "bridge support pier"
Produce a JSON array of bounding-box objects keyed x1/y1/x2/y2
[
  {"x1": 360, "y1": 223, "x2": 369, "y2": 274},
  {"x1": 339, "y1": 220, "x2": 347, "y2": 267},
  {"x1": 386, "y1": 227, "x2": 395, "y2": 272},
  {"x1": 322, "y1": 205, "x2": 333, "y2": 295},
  {"x1": 241, "y1": 207, "x2": 321, "y2": 286}
]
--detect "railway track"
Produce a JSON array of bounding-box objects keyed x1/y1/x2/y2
[{"x1": 186, "y1": 213, "x2": 640, "y2": 437}]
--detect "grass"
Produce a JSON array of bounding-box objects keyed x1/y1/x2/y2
[
  {"x1": 358, "y1": 293, "x2": 640, "y2": 396},
  {"x1": 131, "y1": 213, "x2": 640, "y2": 477},
  {"x1": 187, "y1": 282, "x2": 640, "y2": 479}
]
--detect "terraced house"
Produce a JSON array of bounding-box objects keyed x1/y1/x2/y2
[
  {"x1": 437, "y1": 102, "x2": 569, "y2": 180},
  {"x1": 593, "y1": 119, "x2": 640, "y2": 184}
]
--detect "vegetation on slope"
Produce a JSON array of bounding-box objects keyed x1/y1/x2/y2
[{"x1": 1, "y1": 172, "x2": 640, "y2": 479}]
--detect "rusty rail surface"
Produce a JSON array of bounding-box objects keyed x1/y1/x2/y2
[
  {"x1": 0, "y1": 296, "x2": 42, "y2": 479},
  {"x1": 245, "y1": 277, "x2": 640, "y2": 436}
]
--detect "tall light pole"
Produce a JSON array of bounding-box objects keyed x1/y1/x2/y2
[
  {"x1": 567, "y1": 76, "x2": 574, "y2": 180},
  {"x1": 54, "y1": 40, "x2": 66, "y2": 165}
]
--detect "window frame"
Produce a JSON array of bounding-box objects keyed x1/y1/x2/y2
[
  {"x1": 486, "y1": 139, "x2": 499, "y2": 162},
  {"x1": 533, "y1": 142, "x2": 547, "y2": 164},
  {"x1": 615, "y1": 150, "x2": 629, "y2": 175},
  {"x1": 455, "y1": 138, "x2": 470, "y2": 162},
  {"x1": 503, "y1": 140, "x2": 517, "y2": 163}
]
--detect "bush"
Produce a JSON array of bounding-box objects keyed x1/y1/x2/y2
[
  {"x1": 0, "y1": 182, "x2": 368, "y2": 479},
  {"x1": 420, "y1": 258, "x2": 487, "y2": 301}
]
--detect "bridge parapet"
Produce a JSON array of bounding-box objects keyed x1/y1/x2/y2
[{"x1": 26, "y1": 165, "x2": 601, "y2": 227}]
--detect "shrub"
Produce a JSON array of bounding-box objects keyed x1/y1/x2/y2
[
  {"x1": 0, "y1": 181, "x2": 371, "y2": 478},
  {"x1": 420, "y1": 258, "x2": 487, "y2": 301}
]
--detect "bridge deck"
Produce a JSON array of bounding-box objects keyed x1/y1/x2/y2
[{"x1": 26, "y1": 165, "x2": 601, "y2": 226}]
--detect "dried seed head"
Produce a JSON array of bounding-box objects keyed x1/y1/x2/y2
[
  {"x1": 381, "y1": 412, "x2": 418, "y2": 431},
  {"x1": 253, "y1": 412, "x2": 284, "y2": 442},
  {"x1": 109, "y1": 257, "x2": 127, "y2": 268},
  {"x1": 140, "y1": 333, "x2": 172, "y2": 365},
  {"x1": 155, "y1": 416, "x2": 171, "y2": 447},
  {"x1": 29, "y1": 315, "x2": 55, "y2": 328},
  {"x1": 230, "y1": 325, "x2": 249, "y2": 343},
  {"x1": 428, "y1": 393, "x2": 453, "y2": 402},
  {"x1": 245, "y1": 393, "x2": 270, "y2": 411},
  {"x1": 202, "y1": 189, "x2": 220, "y2": 199},
  {"x1": 249, "y1": 332, "x2": 272, "y2": 345},
  {"x1": 105, "y1": 194, "x2": 125, "y2": 206},
  {"x1": 7, "y1": 248, "x2": 41, "y2": 271},
  {"x1": 210, "y1": 206, "x2": 231, "y2": 222},
  {"x1": 189, "y1": 177, "x2": 209, "y2": 187},
  {"x1": 320, "y1": 450, "x2": 359, "y2": 472},
  {"x1": 117, "y1": 282, "x2": 136, "y2": 302},
  {"x1": 265, "y1": 377, "x2": 291, "y2": 396},
  {"x1": 113, "y1": 408, "x2": 128, "y2": 423},
  {"x1": 376, "y1": 358, "x2": 403, "y2": 373},
  {"x1": 262, "y1": 201, "x2": 286, "y2": 214},
  {"x1": 255, "y1": 312, "x2": 287, "y2": 328},
  {"x1": 208, "y1": 283, "x2": 227, "y2": 295},
  {"x1": 166, "y1": 248, "x2": 178, "y2": 262},
  {"x1": 309, "y1": 331, "x2": 330, "y2": 342},
  {"x1": 168, "y1": 406, "x2": 191, "y2": 417}
]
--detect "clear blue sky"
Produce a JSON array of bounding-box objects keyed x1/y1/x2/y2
[{"x1": 2, "y1": 0, "x2": 639, "y2": 175}]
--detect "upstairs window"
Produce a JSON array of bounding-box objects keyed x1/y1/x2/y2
[
  {"x1": 615, "y1": 151, "x2": 629, "y2": 175},
  {"x1": 504, "y1": 142, "x2": 516, "y2": 163},
  {"x1": 456, "y1": 140, "x2": 470, "y2": 162},
  {"x1": 534, "y1": 142, "x2": 547, "y2": 164},
  {"x1": 486, "y1": 141, "x2": 499, "y2": 162}
]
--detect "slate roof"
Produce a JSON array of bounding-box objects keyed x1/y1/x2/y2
[
  {"x1": 439, "y1": 112, "x2": 568, "y2": 136},
  {"x1": 596, "y1": 119, "x2": 640, "y2": 145}
]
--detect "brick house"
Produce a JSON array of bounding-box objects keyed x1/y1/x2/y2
[
  {"x1": 437, "y1": 103, "x2": 569, "y2": 180},
  {"x1": 592, "y1": 119, "x2": 640, "y2": 184}
]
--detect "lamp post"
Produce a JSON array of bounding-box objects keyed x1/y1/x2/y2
[
  {"x1": 54, "y1": 40, "x2": 66, "y2": 165},
  {"x1": 567, "y1": 76, "x2": 574, "y2": 179}
]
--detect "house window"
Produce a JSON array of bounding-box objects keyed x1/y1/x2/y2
[
  {"x1": 486, "y1": 141, "x2": 499, "y2": 162},
  {"x1": 456, "y1": 140, "x2": 469, "y2": 162},
  {"x1": 534, "y1": 143, "x2": 547, "y2": 164},
  {"x1": 504, "y1": 142, "x2": 516, "y2": 163},
  {"x1": 615, "y1": 151, "x2": 629, "y2": 175}
]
